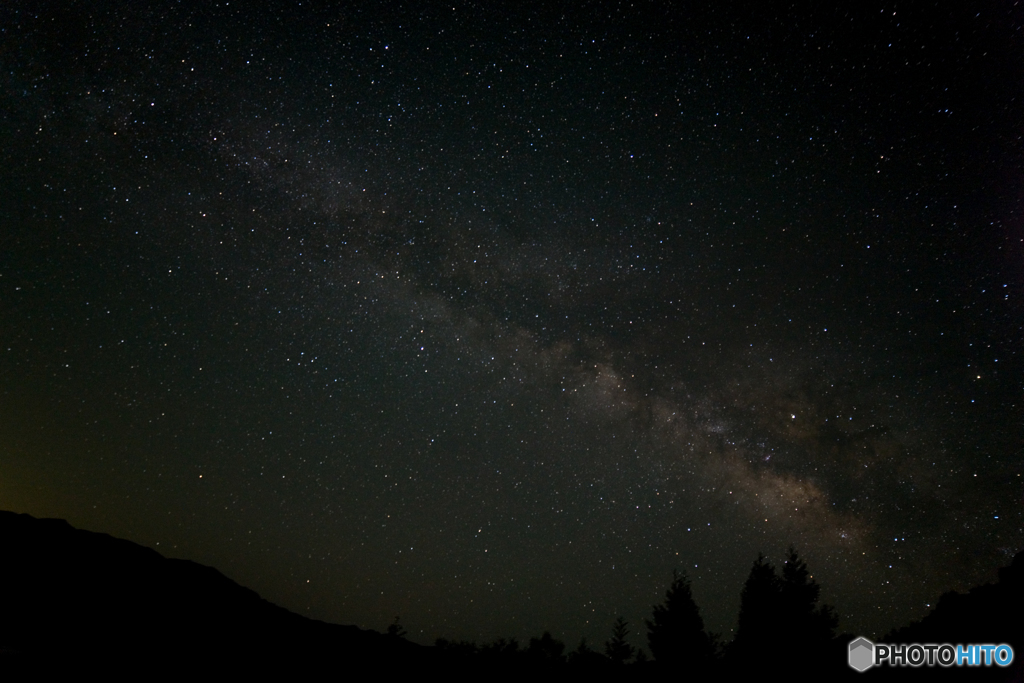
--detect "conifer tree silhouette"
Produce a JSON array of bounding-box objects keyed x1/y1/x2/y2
[
  {"x1": 730, "y1": 553, "x2": 780, "y2": 665},
  {"x1": 525, "y1": 631, "x2": 566, "y2": 667},
  {"x1": 728, "y1": 549, "x2": 837, "y2": 672},
  {"x1": 645, "y1": 570, "x2": 714, "y2": 671},
  {"x1": 567, "y1": 637, "x2": 609, "y2": 668},
  {"x1": 387, "y1": 616, "x2": 407, "y2": 639},
  {"x1": 604, "y1": 616, "x2": 635, "y2": 665},
  {"x1": 779, "y1": 547, "x2": 838, "y2": 646}
]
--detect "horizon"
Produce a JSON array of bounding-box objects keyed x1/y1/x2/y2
[{"x1": 6, "y1": 508, "x2": 1019, "y2": 652}]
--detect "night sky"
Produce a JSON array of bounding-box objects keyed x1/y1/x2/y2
[{"x1": 2, "y1": 0, "x2": 1022, "y2": 650}]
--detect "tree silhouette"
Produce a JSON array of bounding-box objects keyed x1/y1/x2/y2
[
  {"x1": 478, "y1": 637, "x2": 521, "y2": 670},
  {"x1": 386, "y1": 616, "x2": 407, "y2": 639},
  {"x1": 779, "y1": 547, "x2": 838, "y2": 646},
  {"x1": 779, "y1": 547, "x2": 839, "y2": 672},
  {"x1": 730, "y1": 553, "x2": 780, "y2": 665},
  {"x1": 567, "y1": 637, "x2": 609, "y2": 669},
  {"x1": 525, "y1": 631, "x2": 566, "y2": 668},
  {"x1": 728, "y1": 549, "x2": 837, "y2": 672},
  {"x1": 645, "y1": 570, "x2": 714, "y2": 671},
  {"x1": 435, "y1": 637, "x2": 478, "y2": 656},
  {"x1": 604, "y1": 616, "x2": 635, "y2": 665}
]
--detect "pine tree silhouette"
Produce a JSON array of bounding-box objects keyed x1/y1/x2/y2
[
  {"x1": 728, "y1": 549, "x2": 837, "y2": 672},
  {"x1": 567, "y1": 637, "x2": 609, "y2": 668},
  {"x1": 604, "y1": 616, "x2": 635, "y2": 665},
  {"x1": 645, "y1": 570, "x2": 714, "y2": 672},
  {"x1": 525, "y1": 631, "x2": 566, "y2": 668},
  {"x1": 387, "y1": 616, "x2": 407, "y2": 639},
  {"x1": 780, "y1": 547, "x2": 838, "y2": 646},
  {"x1": 730, "y1": 553, "x2": 780, "y2": 665}
]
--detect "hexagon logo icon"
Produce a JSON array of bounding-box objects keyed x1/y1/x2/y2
[{"x1": 849, "y1": 637, "x2": 874, "y2": 672}]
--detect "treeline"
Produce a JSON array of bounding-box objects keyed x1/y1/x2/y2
[
  {"x1": 432, "y1": 547, "x2": 846, "y2": 677},
  {"x1": 3, "y1": 510, "x2": 1019, "y2": 677}
]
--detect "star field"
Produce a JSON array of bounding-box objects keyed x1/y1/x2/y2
[{"x1": 1, "y1": 1, "x2": 1022, "y2": 648}]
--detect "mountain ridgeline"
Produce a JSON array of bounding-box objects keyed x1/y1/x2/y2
[
  {"x1": 0, "y1": 511, "x2": 424, "y2": 674},
  {"x1": 1, "y1": 510, "x2": 1020, "y2": 678}
]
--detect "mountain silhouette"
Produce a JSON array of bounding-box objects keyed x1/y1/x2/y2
[
  {"x1": 3, "y1": 509, "x2": 1021, "y2": 679},
  {"x1": 0, "y1": 511, "x2": 426, "y2": 674},
  {"x1": 870, "y1": 550, "x2": 1024, "y2": 681}
]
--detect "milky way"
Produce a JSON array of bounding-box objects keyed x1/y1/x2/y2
[{"x1": 1, "y1": 1, "x2": 1022, "y2": 648}]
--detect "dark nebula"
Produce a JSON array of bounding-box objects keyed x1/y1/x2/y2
[{"x1": 1, "y1": 0, "x2": 1021, "y2": 649}]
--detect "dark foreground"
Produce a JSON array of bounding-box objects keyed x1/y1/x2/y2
[{"x1": 0, "y1": 510, "x2": 1020, "y2": 680}]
